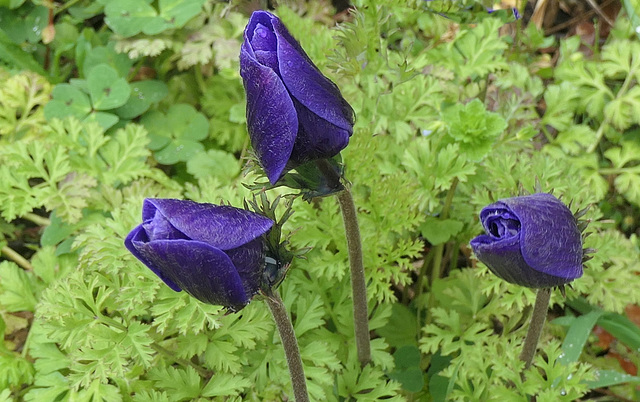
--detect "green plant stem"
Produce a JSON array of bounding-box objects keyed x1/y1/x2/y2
[
  {"x1": 24, "y1": 212, "x2": 51, "y2": 227},
  {"x1": 336, "y1": 188, "x2": 371, "y2": 367},
  {"x1": 265, "y1": 290, "x2": 309, "y2": 402},
  {"x1": 1, "y1": 246, "x2": 33, "y2": 270},
  {"x1": 599, "y1": 167, "x2": 640, "y2": 175},
  {"x1": 150, "y1": 343, "x2": 211, "y2": 378},
  {"x1": 429, "y1": 177, "x2": 459, "y2": 286},
  {"x1": 194, "y1": 63, "x2": 206, "y2": 93},
  {"x1": 587, "y1": 60, "x2": 639, "y2": 153},
  {"x1": 54, "y1": 0, "x2": 82, "y2": 15},
  {"x1": 520, "y1": 287, "x2": 552, "y2": 371}
]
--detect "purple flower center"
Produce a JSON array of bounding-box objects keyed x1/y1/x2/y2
[
  {"x1": 483, "y1": 209, "x2": 521, "y2": 238},
  {"x1": 251, "y1": 23, "x2": 276, "y2": 51},
  {"x1": 143, "y1": 212, "x2": 189, "y2": 241}
]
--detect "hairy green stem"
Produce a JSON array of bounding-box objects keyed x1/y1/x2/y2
[
  {"x1": 1, "y1": 246, "x2": 33, "y2": 270},
  {"x1": 430, "y1": 177, "x2": 459, "y2": 286},
  {"x1": 337, "y1": 188, "x2": 371, "y2": 367},
  {"x1": 587, "y1": 58, "x2": 639, "y2": 153},
  {"x1": 24, "y1": 212, "x2": 51, "y2": 227},
  {"x1": 194, "y1": 63, "x2": 206, "y2": 93},
  {"x1": 520, "y1": 287, "x2": 552, "y2": 371},
  {"x1": 265, "y1": 290, "x2": 309, "y2": 402}
]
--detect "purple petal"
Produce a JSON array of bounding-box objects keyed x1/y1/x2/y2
[
  {"x1": 470, "y1": 234, "x2": 570, "y2": 288},
  {"x1": 500, "y1": 193, "x2": 582, "y2": 280},
  {"x1": 143, "y1": 199, "x2": 274, "y2": 250},
  {"x1": 289, "y1": 98, "x2": 351, "y2": 164},
  {"x1": 251, "y1": 23, "x2": 277, "y2": 51},
  {"x1": 272, "y1": 16, "x2": 354, "y2": 133},
  {"x1": 240, "y1": 42, "x2": 298, "y2": 184},
  {"x1": 225, "y1": 237, "x2": 264, "y2": 300},
  {"x1": 124, "y1": 224, "x2": 182, "y2": 292},
  {"x1": 132, "y1": 239, "x2": 250, "y2": 308}
]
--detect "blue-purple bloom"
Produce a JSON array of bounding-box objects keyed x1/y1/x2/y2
[
  {"x1": 124, "y1": 199, "x2": 274, "y2": 311},
  {"x1": 470, "y1": 193, "x2": 583, "y2": 288},
  {"x1": 240, "y1": 10, "x2": 354, "y2": 184}
]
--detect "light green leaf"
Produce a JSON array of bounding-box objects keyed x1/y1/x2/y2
[
  {"x1": 420, "y1": 217, "x2": 464, "y2": 245},
  {"x1": 104, "y1": 0, "x2": 158, "y2": 37},
  {"x1": 44, "y1": 84, "x2": 92, "y2": 121},
  {"x1": 586, "y1": 369, "x2": 640, "y2": 389},
  {"x1": 186, "y1": 149, "x2": 241, "y2": 181},
  {"x1": 0, "y1": 261, "x2": 38, "y2": 312},
  {"x1": 558, "y1": 310, "x2": 603, "y2": 365},
  {"x1": 87, "y1": 64, "x2": 131, "y2": 110},
  {"x1": 201, "y1": 373, "x2": 251, "y2": 397},
  {"x1": 113, "y1": 80, "x2": 168, "y2": 119},
  {"x1": 158, "y1": 0, "x2": 206, "y2": 28}
]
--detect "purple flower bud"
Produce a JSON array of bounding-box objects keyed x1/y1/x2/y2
[
  {"x1": 470, "y1": 193, "x2": 583, "y2": 288},
  {"x1": 124, "y1": 199, "x2": 274, "y2": 311},
  {"x1": 240, "y1": 10, "x2": 355, "y2": 184}
]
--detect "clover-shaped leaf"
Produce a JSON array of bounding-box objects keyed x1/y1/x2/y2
[
  {"x1": 114, "y1": 80, "x2": 168, "y2": 119},
  {"x1": 104, "y1": 0, "x2": 205, "y2": 37},
  {"x1": 0, "y1": 4, "x2": 48, "y2": 44},
  {"x1": 87, "y1": 64, "x2": 131, "y2": 110},
  {"x1": 141, "y1": 104, "x2": 209, "y2": 165},
  {"x1": 82, "y1": 45, "x2": 134, "y2": 78},
  {"x1": 158, "y1": 0, "x2": 206, "y2": 27},
  {"x1": 44, "y1": 81, "x2": 121, "y2": 131},
  {"x1": 44, "y1": 84, "x2": 92, "y2": 120},
  {"x1": 104, "y1": 0, "x2": 160, "y2": 38}
]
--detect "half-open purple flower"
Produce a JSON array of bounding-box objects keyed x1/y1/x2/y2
[
  {"x1": 240, "y1": 10, "x2": 354, "y2": 184},
  {"x1": 124, "y1": 199, "x2": 274, "y2": 311},
  {"x1": 470, "y1": 193, "x2": 583, "y2": 288}
]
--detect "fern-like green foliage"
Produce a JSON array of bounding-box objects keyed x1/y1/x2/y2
[{"x1": 2, "y1": 0, "x2": 640, "y2": 400}]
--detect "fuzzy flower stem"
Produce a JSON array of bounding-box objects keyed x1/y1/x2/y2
[
  {"x1": 520, "y1": 287, "x2": 552, "y2": 371},
  {"x1": 337, "y1": 188, "x2": 372, "y2": 367},
  {"x1": 24, "y1": 212, "x2": 51, "y2": 227},
  {"x1": 430, "y1": 177, "x2": 459, "y2": 286},
  {"x1": 1, "y1": 245, "x2": 33, "y2": 270},
  {"x1": 265, "y1": 290, "x2": 309, "y2": 402}
]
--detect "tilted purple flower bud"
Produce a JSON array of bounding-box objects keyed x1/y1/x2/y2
[
  {"x1": 240, "y1": 10, "x2": 355, "y2": 184},
  {"x1": 124, "y1": 199, "x2": 274, "y2": 311},
  {"x1": 470, "y1": 193, "x2": 583, "y2": 288}
]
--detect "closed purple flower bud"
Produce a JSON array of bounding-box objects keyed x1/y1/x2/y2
[
  {"x1": 240, "y1": 10, "x2": 355, "y2": 184},
  {"x1": 124, "y1": 199, "x2": 274, "y2": 311},
  {"x1": 470, "y1": 193, "x2": 583, "y2": 288}
]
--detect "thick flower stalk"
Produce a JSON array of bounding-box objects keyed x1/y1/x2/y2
[
  {"x1": 125, "y1": 199, "x2": 309, "y2": 400},
  {"x1": 470, "y1": 192, "x2": 586, "y2": 372},
  {"x1": 240, "y1": 10, "x2": 355, "y2": 185},
  {"x1": 240, "y1": 10, "x2": 370, "y2": 367}
]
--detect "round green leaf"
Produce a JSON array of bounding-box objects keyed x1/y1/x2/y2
[
  {"x1": 141, "y1": 110, "x2": 171, "y2": 150},
  {"x1": 0, "y1": 5, "x2": 48, "y2": 44},
  {"x1": 104, "y1": 0, "x2": 157, "y2": 38},
  {"x1": 87, "y1": 64, "x2": 131, "y2": 110},
  {"x1": 165, "y1": 104, "x2": 209, "y2": 141},
  {"x1": 154, "y1": 140, "x2": 204, "y2": 165},
  {"x1": 158, "y1": 0, "x2": 205, "y2": 27},
  {"x1": 113, "y1": 80, "x2": 168, "y2": 119},
  {"x1": 44, "y1": 84, "x2": 91, "y2": 121},
  {"x1": 82, "y1": 45, "x2": 134, "y2": 78},
  {"x1": 84, "y1": 111, "x2": 119, "y2": 131}
]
